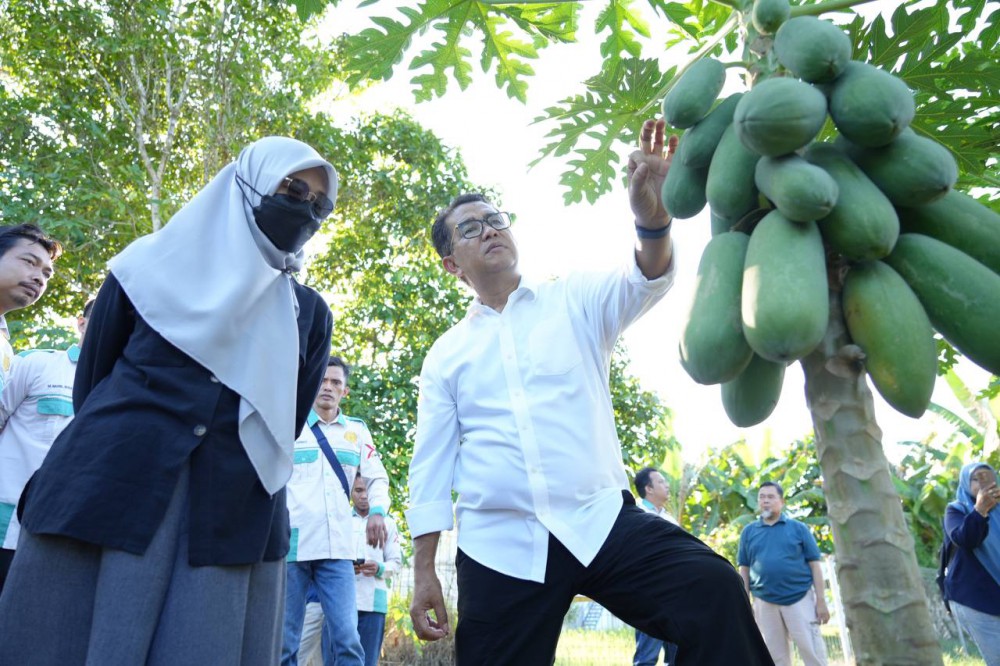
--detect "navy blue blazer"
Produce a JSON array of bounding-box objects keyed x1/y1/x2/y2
[{"x1": 20, "y1": 273, "x2": 332, "y2": 566}]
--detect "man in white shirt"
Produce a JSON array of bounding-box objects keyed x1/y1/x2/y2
[
  {"x1": 0, "y1": 224, "x2": 61, "y2": 399},
  {"x1": 0, "y1": 298, "x2": 89, "y2": 593},
  {"x1": 406, "y1": 119, "x2": 772, "y2": 665},
  {"x1": 632, "y1": 466, "x2": 679, "y2": 666},
  {"x1": 282, "y1": 357, "x2": 391, "y2": 666}
]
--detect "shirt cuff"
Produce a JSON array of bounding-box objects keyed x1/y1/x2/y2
[
  {"x1": 376, "y1": 562, "x2": 385, "y2": 578},
  {"x1": 405, "y1": 500, "x2": 455, "y2": 538},
  {"x1": 369, "y1": 506, "x2": 386, "y2": 517},
  {"x1": 627, "y1": 244, "x2": 676, "y2": 288}
]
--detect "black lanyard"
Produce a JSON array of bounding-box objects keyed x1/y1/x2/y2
[{"x1": 310, "y1": 422, "x2": 351, "y2": 497}]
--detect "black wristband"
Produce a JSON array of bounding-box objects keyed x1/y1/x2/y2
[{"x1": 635, "y1": 219, "x2": 672, "y2": 239}]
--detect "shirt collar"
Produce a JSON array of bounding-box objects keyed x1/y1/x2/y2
[
  {"x1": 67, "y1": 344, "x2": 81, "y2": 363},
  {"x1": 307, "y1": 409, "x2": 348, "y2": 428},
  {"x1": 759, "y1": 513, "x2": 787, "y2": 525},
  {"x1": 641, "y1": 498, "x2": 657, "y2": 512},
  {"x1": 464, "y1": 275, "x2": 539, "y2": 319},
  {"x1": 0, "y1": 316, "x2": 8, "y2": 341}
]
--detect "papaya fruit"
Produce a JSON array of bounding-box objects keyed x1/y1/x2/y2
[
  {"x1": 680, "y1": 232, "x2": 754, "y2": 385},
  {"x1": 754, "y1": 154, "x2": 839, "y2": 222},
  {"x1": 752, "y1": 0, "x2": 791, "y2": 35},
  {"x1": 842, "y1": 261, "x2": 936, "y2": 418},
  {"x1": 838, "y1": 129, "x2": 957, "y2": 206},
  {"x1": 678, "y1": 93, "x2": 744, "y2": 169},
  {"x1": 803, "y1": 142, "x2": 899, "y2": 260},
  {"x1": 742, "y1": 211, "x2": 829, "y2": 362},
  {"x1": 722, "y1": 353, "x2": 786, "y2": 427},
  {"x1": 829, "y1": 61, "x2": 914, "y2": 148},
  {"x1": 662, "y1": 58, "x2": 726, "y2": 129},
  {"x1": 661, "y1": 158, "x2": 708, "y2": 220},
  {"x1": 733, "y1": 77, "x2": 828, "y2": 157},
  {"x1": 897, "y1": 190, "x2": 1000, "y2": 275},
  {"x1": 706, "y1": 124, "x2": 761, "y2": 220},
  {"x1": 773, "y1": 16, "x2": 852, "y2": 83},
  {"x1": 711, "y1": 210, "x2": 736, "y2": 236},
  {"x1": 885, "y1": 234, "x2": 1000, "y2": 374}
]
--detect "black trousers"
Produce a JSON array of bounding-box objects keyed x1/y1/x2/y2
[
  {"x1": 0, "y1": 548, "x2": 13, "y2": 595},
  {"x1": 455, "y1": 493, "x2": 773, "y2": 666}
]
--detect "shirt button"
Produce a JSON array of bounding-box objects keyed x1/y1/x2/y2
[
  {"x1": 209, "y1": 375, "x2": 220, "y2": 383},
  {"x1": 193, "y1": 425, "x2": 207, "y2": 436}
]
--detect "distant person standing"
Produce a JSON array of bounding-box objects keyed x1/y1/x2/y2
[
  {"x1": 631, "y1": 467, "x2": 680, "y2": 666},
  {"x1": 351, "y1": 474, "x2": 401, "y2": 666},
  {"x1": 0, "y1": 224, "x2": 61, "y2": 394},
  {"x1": 0, "y1": 299, "x2": 92, "y2": 593},
  {"x1": 943, "y1": 462, "x2": 1000, "y2": 665},
  {"x1": 738, "y1": 482, "x2": 829, "y2": 666}
]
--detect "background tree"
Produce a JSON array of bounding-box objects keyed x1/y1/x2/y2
[{"x1": 317, "y1": 0, "x2": 998, "y2": 661}]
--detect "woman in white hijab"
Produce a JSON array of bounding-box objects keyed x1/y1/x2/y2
[{"x1": 0, "y1": 137, "x2": 336, "y2": 665}]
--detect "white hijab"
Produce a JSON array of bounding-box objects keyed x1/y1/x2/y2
[{"x1": 109, "y1": 137, "x2": 337, "y2": 495}]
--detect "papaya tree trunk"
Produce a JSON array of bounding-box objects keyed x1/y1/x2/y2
[{"x1": 800, "y1": 264, "x2": 943, "y2": 665}]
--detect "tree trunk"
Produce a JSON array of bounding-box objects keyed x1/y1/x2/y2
[{"x1": 800, "y1": 267, "x2": 944, "y2": 665}]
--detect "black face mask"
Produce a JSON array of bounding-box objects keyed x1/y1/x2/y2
[{"x1": 253, "y1": 194, "x2": 321, "y2": 253}]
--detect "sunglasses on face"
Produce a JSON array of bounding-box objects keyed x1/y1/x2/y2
[
  {"x1": 455, "y1": 212, "x2": 513, "y2": 240},
  {"x1": 280, "y1": 177, "x2": 334, "y2": 220}
]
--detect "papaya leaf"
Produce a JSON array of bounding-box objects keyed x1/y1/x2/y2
[
  {"x1": 531, "y1": 58, "x2": 674, "y2": 204},
  {"x1": 595, "y1": 0, "x2": 650, "y2": 69},
  {"x1": 338, "y1": 0, "x2": 578, "y2": 103}
]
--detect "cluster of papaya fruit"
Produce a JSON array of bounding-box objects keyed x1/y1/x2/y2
[{"x1": 662, "y1": 6, "x2": 1000, "y2": 427}]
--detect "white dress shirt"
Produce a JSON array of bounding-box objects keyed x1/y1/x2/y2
[
  {"x1": 0, "y1": 317, "x2": 13, "y2": 398},
  {"x1": 286, "y1": 410, "x2": 390, "y2": 562},
  {"x1": 0, "y1": 345, "x2": 79, "y2": 549},
  {"x1": 406, "y1": 255, "x2": 674, "y2": 582},
  {"x1": 640, "y1": 497, "x2": 679, "y2": 525}
]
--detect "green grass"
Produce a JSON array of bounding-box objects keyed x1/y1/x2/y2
[{"x1": 552, "y1": 628, "x2": 985, "y2": 665}]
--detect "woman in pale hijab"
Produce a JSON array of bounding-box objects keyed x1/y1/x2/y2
[
  {"x1": 943, "y1": 461, "x2": 1000, "y2": 665},
  {"x1": 0, "y1": 137, "x2": 336, "y2": 665}
]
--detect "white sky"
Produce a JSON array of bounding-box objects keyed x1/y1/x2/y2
[{"x1": 318, "y1": 1, "x2": 994, "y2": 463}]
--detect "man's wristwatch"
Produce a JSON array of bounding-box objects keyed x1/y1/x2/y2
[{"x1": 635, "y1": 218, "x2": 672, "y2": 239}]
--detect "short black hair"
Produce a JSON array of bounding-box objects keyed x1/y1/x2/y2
[
  {"x1": 759, "y1": 481, "x2": 784, "y2": 498},
  {"x1": 431, "y1": 193, "x2": 491, "y2": 259},
  {"x1": 328, "y1": 355, "x2": 351, "y2": 381},
  {"x1": 0, "y1": 224, "x2": 62, "y2": 261},
  {"x1": 634, "y1": 466, "x2": 659, "y2": 499},
  {"x1": 82, "y1": 298, "x2": 96, "y2": 319}
]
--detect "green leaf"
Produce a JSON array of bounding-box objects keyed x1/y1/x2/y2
[{"x1": 531, "y1": 58, "x2": 673, "y2": 203}]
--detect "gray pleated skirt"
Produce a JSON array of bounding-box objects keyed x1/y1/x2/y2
[{"x1": 0, "y1": 467, "x2": 285, "y2": 665}]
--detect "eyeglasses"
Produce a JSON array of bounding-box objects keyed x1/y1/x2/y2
[
  {"x1": 281, "y1": 177, "x2": 335, "y2": 220},
  {"x1": 454, "y1": 212, "x2": 512, "y2": 240}
]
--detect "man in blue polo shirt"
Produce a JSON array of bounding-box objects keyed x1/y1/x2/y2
[{"x1": 738, "y1": 481, "x2": 829, "y2": 666}]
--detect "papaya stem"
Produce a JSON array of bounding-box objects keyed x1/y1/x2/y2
[
  {"x1": 724, "y1": 61, "x2": 750, "y2": 70},
  {"x1": 639, "y1": 12, "x2": 740, "y2": 116},
  {"x1": 790, "y1": 0, "x2": 884, "y2": 17}
]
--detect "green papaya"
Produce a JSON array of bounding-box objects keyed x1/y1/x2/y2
[
  {"x1": 733, "y1": 77, "x2": 828, "y2": 157},
  {"x1": 838, "y1": 129, "x2": 957, "y2": 206},
  {"x1": 722, "y1": 353, "x2": 786, "y2": 427},
  {"x1": 662, "y1": 58, "x2": 726, "y2": 129},
  {"x1": 678, "y1": 93, "x2": 744, "y2": 169},
  {"x1": 773, "y1": 16, "x2": 852, "y2": 83},
  {"x1": 829, "y1": 61, "x2": 915, "y2": 147},
  {"x1": 885, "y1": 234, "x2": 1000, "y2": 374},
  {"x1": 680, "y1": 232, "x2": 754, "y2": 385},
  {"x1": 842, "y1": 261, "x2": 936, "y2": 418},
  {"x1": 897, "y1": 190, "x2": 1000, "y2": 275},
  {"x1": 711, "y1": 210, "x2": 736, "y2": 236},
  {"x1": 754, "y1": 154, "x2": 839, "y2": 222},
  {"x1": 752, "y1": 0, "x2": 791, "y2": 35},
  {"x1": 742, "y1": 210, "x2": 829, "y2": 362},
  {"x1": 803, "y1": 142, "x2": 899, "y2": 260},
  {"x1": 661, "y1": 158, "x2": 708, "y2": 220},
  {"x1": 706, "y1": 124, "x2": 761, "y2": 219}
]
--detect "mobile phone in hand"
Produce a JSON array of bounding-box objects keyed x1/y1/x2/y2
[{"x1": 353, "y1": 558, "x2": 365, "y2": 566}]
